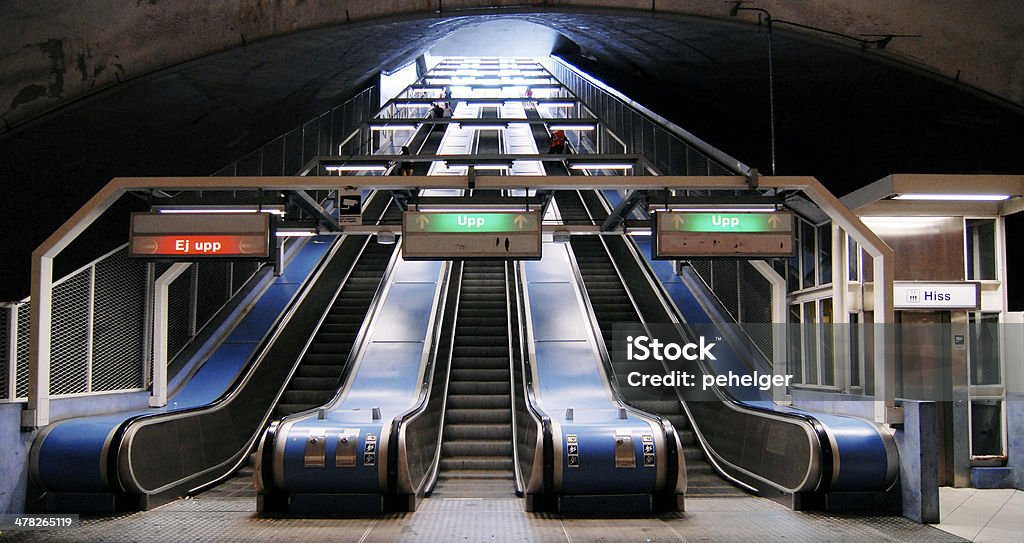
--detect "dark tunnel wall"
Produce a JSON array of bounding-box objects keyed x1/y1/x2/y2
[{"x1": 0, "y1": 8, "x2": 1022, "y2": 302}]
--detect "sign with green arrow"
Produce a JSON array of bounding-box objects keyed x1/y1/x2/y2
[
  {"x1": 660, "y1": 212, "x2": 792, "y2": 233},
  {"x1": 402, "y1": 211, "x2": 542, "y2": 260},
  {"x1": 653, "y1": 211, "x2": 794, "y2": 258}
]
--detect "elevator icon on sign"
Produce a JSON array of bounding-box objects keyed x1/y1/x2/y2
[{"x1": 906, "y1": 289, "x2": 920, "y2": 303}]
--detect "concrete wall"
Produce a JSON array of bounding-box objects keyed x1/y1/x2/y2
[{"x1": 2, "y1": 1, "x2": 1022, "y2": 131}]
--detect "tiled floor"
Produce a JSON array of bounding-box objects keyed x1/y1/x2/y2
[
  {"x1": 936, "y1": 487, "x2": 1024, "y2": 543},
  {"x1": 0, "y1": 495, "x2": 966, "y2": 543}
]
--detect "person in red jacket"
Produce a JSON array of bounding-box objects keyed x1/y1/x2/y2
[{"x1": 548, "y1": 129, "x2": 566, "y2": 154}]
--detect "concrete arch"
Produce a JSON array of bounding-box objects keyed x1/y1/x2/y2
[{"x1": 2, "y1": 1, "x2": 1021, "y2": 130}]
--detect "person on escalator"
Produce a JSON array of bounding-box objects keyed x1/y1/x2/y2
[
  {"x1": 442, "y1": 102, "x2": 453, "y2": 118},
  {"x1": 399, "y1": 146, "x2": 415, "y2": 176},
  {"x1": 431, "y1": 103, "x2": 444, "y2": 119},
  {"x1": 548, "y1": 129, "x2": 567, "y2": 154}
]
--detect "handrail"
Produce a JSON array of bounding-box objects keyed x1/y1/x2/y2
[{"x1": 387, "y1": 259, "x2": 459, "y2": 499}]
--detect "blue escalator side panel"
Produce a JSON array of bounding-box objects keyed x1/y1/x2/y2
[
  {"x1": 34, "y1": 236, "x2": 335, "y2": 493},
  {"x1": 628, "y1": 229, "x2": 895, "y2": 493},
  {"x1": 523, "y1": 243, "x2": 660, "y2": 496},
  {"x1": 277, "y1": 259, "x2": 443, "y2": 495},
  {"x1": 560, "y1": 422, "x2": 658, "y2": 494}
]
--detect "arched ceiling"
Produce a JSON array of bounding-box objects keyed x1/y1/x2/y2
[{"x1": 0, "y1": 4, "x2": 1022, "y2": 300}]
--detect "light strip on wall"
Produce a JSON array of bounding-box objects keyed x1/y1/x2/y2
[
  {"x1": 324, "y1": 165, "x2": 389, "y2": 172},
  {"x1": 569, "y1": 164, "x2": 634, "y2": 170}
]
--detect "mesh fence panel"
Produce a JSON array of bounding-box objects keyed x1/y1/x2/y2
[
  {"x1": 49, "y1": 270, "x2": 90, "y2": 395},
  {"x1": 713, "y1": 260, "x2": 740, "y2": 322},
  {"x1": 0, "y1": 307, "x2": 8, "y2": 399},
  {"x1": 16, "y1": 303, "x2": 30, "y2": 398},
  {"x1": 91, "y1": 249, "x2": 147, "y2": 392},
  {"x1": 740, "y1": 264, "x2": 774, "y2": 359},
  {"x1": 689, "y1": 260, "x2": 712, "y2": 285},
  {"x1": 232, "y1": 262, "x2": 263, "y2": 295},
  {"x1": 166, "y1": 268, "x2": 194, "y2": 360},
  {"x1": 195, "y1": 261, "x2": 231, "y2": 333}
]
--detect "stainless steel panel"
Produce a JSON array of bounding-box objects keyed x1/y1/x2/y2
[
  {"x1": 336, "y1": 428, "x2": 361, "y2": 468},
  {"x1": 304, "y1": 429, "x2": 327, "y2": 468},
  {"x1": 614, "y1": 431, "x2": 635, "y2": 468}
]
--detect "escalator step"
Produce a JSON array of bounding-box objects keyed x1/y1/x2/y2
[
  {"x1": 440, "y1": 457, "x2": 514, "y2": 472},
  {"x1": 447, "y1": 380, "x2": 509, "y2": 395},
  {"x1": 442, "y1": 441, "x2": 513, "y2": 457},
  {"x1": 450, "y1": 368, "x2": 509, "y2": 381},
  {"x1": 296, "y1": 364, "x2": 343, "y2": 378},
  {"x1": 446, "y1": 394, "x2": 510, "y2": 409},
  {"x1": 289, "y1": 377, "x2": 338, "y2": 391},
  {"x1": 444, "y1": 424, "x2": 512, "y2": 440},
  {"x1": 446, "y1": 408, "x2": 509, "y2": 424}
]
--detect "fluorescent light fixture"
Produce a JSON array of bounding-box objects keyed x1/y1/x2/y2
[
  {"x1": 376, "y1": 230, "x2": 397, "y2": 245},
  {"x1": 157, "y1": 207, "x2": 286, "y2": 216},
  {"x1": 627, "y1": 228, "x2": 653, "y2": 236},
  {"x1": 548, "y1": 124, "x2": 596, "y2": 131},
  {"x1": 569, "y1": 163, "x2": 634, "y2": 170},
  {"x1": 660, "y1": 206, "x2": 778, "y2": 213},
  {"x1": 324, "y1": 164, "x2": 389, "y2": 172},
  {"x1": 469, "y1": 164, "x2": 510, "y2": 170},
  {"x1": 394, "y1": 103, "x2": 431, "y2": 108},
  {"x1": 370, "y1": 124, "x2": 418, "y2": 131},
  {"x1": 892, "y1": 193, "x2": 1011, "y2": 201},
  {"x1": 541, "y1": 102, "x2": 576, "y2": 108},
  {"x1": 458, "y1": 123, "x2": 507, "y2": 130},
  {"x1": 472, "y1": 102, "x2": 505, "y2": 107},
  {"x1": 552, "y1": 230, "x2": 571, "y2": 243},
  {"x1": 276, "y1": 230, "x2": 316, "y2": 237}
]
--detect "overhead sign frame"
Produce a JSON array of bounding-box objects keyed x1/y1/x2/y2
[
  {"x1": 401, "y1": 210, "x2": 542, "y2": 260},
  {"x1": 129, "y1": 212, "x2": 274, "y2": 260},
  {"x1": 652, "y1": 210, "x2": 795, "y2": 259}
]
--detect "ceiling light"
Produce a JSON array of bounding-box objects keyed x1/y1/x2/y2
[
  {"x1": 548, "y1": 124, "x2": 596, "y2": 131},
  {"x1": 569, "y1": 163, "x2": 634, "y2": 170},
  {"x1": 276, "y1": 230, "x2": 317, "y2": 237},
  {"x1": 376, "y1": 230, "x2": 397, "y2": 245},
  {"x1": 156, "y1": 207, "x2": 286, "y2": 216},
  {"x1": 324, "y1": 164, "x2": 389, "y2": 172},
  {"x1": 552, "y1": 230, "x2": 571, "y2": 243},
  {"x1": 892, "y1": 193, "x2": 1011, "y2": 201},
  {"x1": 370, "y1": 124, "x2": 418, "y2": 131}
]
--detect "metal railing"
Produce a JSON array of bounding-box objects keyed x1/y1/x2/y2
[
  {"x1": 2, "y1": 84, "x2": 381, "y2": 404},
  {"x1": 0, "y1": 247, "x2": 265, "y2": 402}
]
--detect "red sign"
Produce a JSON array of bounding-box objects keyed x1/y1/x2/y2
[
  {"x1": 130, "y1": 212, "x2": 272, "y2": 259},
  {"x1": 131, "y1": 234, "x2": 269, "y2": 257}
]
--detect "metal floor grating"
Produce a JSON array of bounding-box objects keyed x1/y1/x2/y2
[{"x1": 0, "y1": 494, "x2": 967, "y2": 543}]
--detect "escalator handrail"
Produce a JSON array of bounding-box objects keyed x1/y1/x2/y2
[
  {"x1": 504, "y1": 261, "x2": 525, "y2": 496},
  {"x1": 387, "y1": 260, "x2": 459, "y2": 498},
  {"x1": 511, "y1": 260, "x2": 554, "y2": 497}
]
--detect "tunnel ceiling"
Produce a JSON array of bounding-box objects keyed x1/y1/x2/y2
[{"x1": 0, "y1": 8, "x2": 1023, "y2": 301}]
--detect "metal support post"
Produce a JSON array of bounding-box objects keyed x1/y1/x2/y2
[
  {"x1": 151, "y1": 263, "x2": 191, "y2": 408},
  {"x1": 23, "y1": 255, "x2": 53, "y2": 428}
]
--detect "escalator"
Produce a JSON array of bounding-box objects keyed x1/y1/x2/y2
[
  {"x1": 274, "y1": 241, "x2": 396, "y2": 417},
  {"x1": 560, "y1": 188, "x2": 898, "y2": 507},
  {"x1": 554, "y1": 190, "x2": 744, "y2": 497},
  {"x1": 524, "y1": 105, "x2": 571, "y2": 176},
  {"x1": 433, "y1": 260, "x2": 514, "y2": 498}
]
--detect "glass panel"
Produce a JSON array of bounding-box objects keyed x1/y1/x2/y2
[
  {"x1": 803, "y1": 301, "x2": 818, "y2": 385},
  {"x1": 969, "y1": 312, "x2": 1001, "y2": 385},
  {"x1": 848, "y1": 237, "x2": 860, "y2": 282},
  {"x1": 819, "y1": 299, "x2": 834, "y2": 386},
  {"x1": 818, "y1": 223, "x2": 832, "y2": 285},
  {"x1": 788, "y1": 304, "x2": 803, "y2": 383},
  {"x1": 966, "y1": 219, "x2": 997, "y2": 280},
  {"x1": 970, "y1": 399, "x2": 1003, "y2": 456},
  {"x1": 801, "y1": 220, "x2": 817, "y2": 289}
]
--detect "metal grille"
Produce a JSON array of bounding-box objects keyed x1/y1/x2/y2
[
  {"x1": 166, "y1": 268, "x2": 195, "y2": 361},
  {"x1": 49, "y1": 270, "x2": 90, "y2": 395},
  {"x1": 16, "y1": 303, "x2": 30, "y2": 398},
  {"x1": 195, "y1": 261, "x2": 231, "y2": 333},
  {"x1": 689, "y1": 260, "x2": 712, "y2": 284},
  {"x1": 232, "y1": 262, "x2": 263, "y2": 295},
  {"x1": 91, "y1": 248, "x2": 147, "y2": 392},
  {"x1": 740, "y1": 264, "x2": 774, "y2": 359},
  {"x1": 713, "y1": 260, "x2": 740, "y2": 321},
  {"x1": 0, "y1": 306, "x2": 8, "y2": 399}
]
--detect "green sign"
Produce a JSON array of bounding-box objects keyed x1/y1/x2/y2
[
  {"x1": 404, "y1": 212, "x2": 539, "y2": 233},
  {"x1": 659, "y1": 212, "x2": 792, "y2": 233}
]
